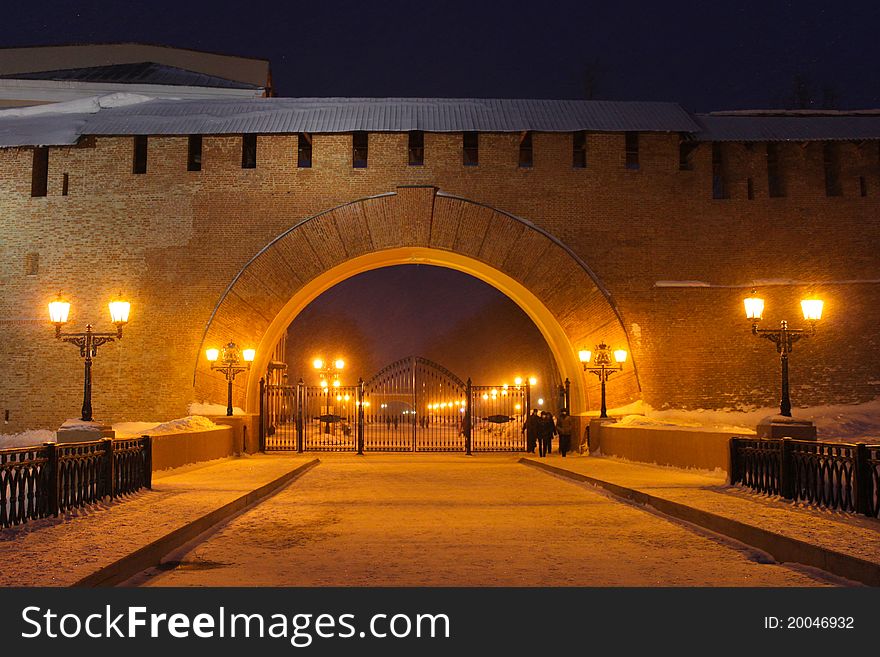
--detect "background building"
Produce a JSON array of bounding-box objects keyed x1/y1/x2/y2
[{"x1": 0, "y1": 43, "x2": 270, "y2": 107}]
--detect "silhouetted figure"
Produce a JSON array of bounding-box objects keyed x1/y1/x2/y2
[
  {"x1": 522, "y1": 409, "x2": 540, "y2": 453},
  {"x1": 537, "y1": 411, "x2": 556, "y2": 457},
  {"x1": 393, "y1": 415, "x2": 399, "y2": 430},
  {"x1": 556, "y1": 409, "x2": 573, "y2": 457}
]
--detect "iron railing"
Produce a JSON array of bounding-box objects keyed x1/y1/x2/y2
[
  {"x1": 730, "y1": 437, "x2": 879, "y2": 517},
  {"x1": 0, "y1": 436, "x2": 152, "y2": 528}
]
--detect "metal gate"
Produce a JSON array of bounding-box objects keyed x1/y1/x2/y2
[
  {"x1": 362, "y1": 356, "x2": 466, "y2": 452},
  {"x1": 261, "y1": 357, "x2": 530, "y2": 453},
  {"x1": 470, "y1": 384, "x2": 528, "y2": 451}
]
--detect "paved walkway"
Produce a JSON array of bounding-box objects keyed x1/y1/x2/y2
[
  {"x1": 524, "y1": 453, "x2": 880, "y2": 569},
  {"x1": 137, "y1": 454, "x2": 842, "y2": 587},
  {"x1": 0, "y1": 454, "x2": 312, "y2": 586},
  {"x1": 2, "y1": 452, "x2": 876, "y2": 587}
]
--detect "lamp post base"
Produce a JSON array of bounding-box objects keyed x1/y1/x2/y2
[
  {"x1": 56, "y1": 418, "x2": 116, "y2": 443},
  {"x1": 756, "y1": 415, "x2": 817, "y2": 441}
]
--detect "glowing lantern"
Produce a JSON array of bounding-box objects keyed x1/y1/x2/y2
[
  {"x1": 801, "y1": 298, "x2": 824, "y2": 322},
  {"x1": 48, "y1": 297, "x2": 71, "y2": 325},
  {"x1": 744, "y1": 291, "x2": 765, "y2": 321},
  {"x1": 108, "y1": 297, "x2": 130, "y2": 325},
  {"x1": 613, "y1": 349, "x2": 628, "y2": 364},
  {"x1": 242, "y1": 348, "x2": 256, "y2": 362},
  {"x1": 205, "y1": 348, "x2": 220, "y2": 362}
]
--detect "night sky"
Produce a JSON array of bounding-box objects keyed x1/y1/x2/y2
[
  {"x1": 4, "y1": 1, "x2": 876, "y2": 387},
  {"x1": 2, "y1": 1, "x2": 878, "y2": 111}
]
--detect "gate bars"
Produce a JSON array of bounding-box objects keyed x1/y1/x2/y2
[{"x1": 262, "y1": 357, "x2": 531, "y2": 453}]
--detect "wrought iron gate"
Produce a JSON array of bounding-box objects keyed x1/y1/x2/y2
[
  {"x1": 261, "y1": 357, "x2": 530, "y2": 453},
  {"x1": 362, "y1": 356, "x2": 466, "y2": 452},
  {"x1": 470, "y1": 384, "x2": 527, "y2": 452}
]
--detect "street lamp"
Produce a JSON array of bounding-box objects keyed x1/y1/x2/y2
[
  {"x1": 314, "y1": 357, "x2": 344, "y2": 433},
  {"x1": 579, "y1": 342, "x2": 627, "y2": 419},
  {"x1": 49, "y1": 294, "x2": 130, "y2": 422},
  {"x1": 205, "y1": 342, "x2": 255, "y2": 416},
  {"x1": 745, "y1": 289, "x2": 823, "y2": 417}
]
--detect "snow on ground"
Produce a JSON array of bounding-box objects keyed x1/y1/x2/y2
[
  {"x1": 188, "y1": 402, "x2": 246, "y2": 416},
  {"x1": 0, "y1": 429, "x2": 55, "y2": 450},
  {"x1": 1, "y1": 416, "x2": 222, "y2": 448},
  {"x1": 114, "y1": 415, "x2": 220, "y2": 437},
  {"x1": 594, "y1": 398, "x2": 880, "y2": 442},
  {"x1": 139, "y1": 455, "x2": 836, "y2": 587}
]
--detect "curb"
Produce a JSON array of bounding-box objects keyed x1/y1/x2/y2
[
  {"x1": 74, "y1": 458, "x2": 320, "y2": 587},
  {"x1": 521, "y1": 458, "x2": 880, "y2": 587}
]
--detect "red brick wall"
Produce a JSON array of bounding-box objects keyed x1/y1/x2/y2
[{"x1": 1, "y1": 131, "x2": 878, "y2": 431}]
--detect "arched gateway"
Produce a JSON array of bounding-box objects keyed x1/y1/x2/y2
[{"x1": 194, "y1": 186, "x2": 641, "y2": 421}]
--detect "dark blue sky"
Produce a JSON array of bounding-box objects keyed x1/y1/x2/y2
[{"x1": 2, "y1": 0, "x2": 877, "y2": 111}]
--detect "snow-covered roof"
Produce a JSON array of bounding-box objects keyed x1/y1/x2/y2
[
  {"x1": 0, "y1": 95, "x2": 700, "y2": 146},
  {"x1": 1, "y1": 95, "x2": 879, "y2": 147}
]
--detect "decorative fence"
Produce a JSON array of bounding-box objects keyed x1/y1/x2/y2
[
  {"x1": 0, "y1": 436, "x2": 152, "y2": 528},
  {"x1": 730, "y1": 437, "x2": 880, "y2": 517}
]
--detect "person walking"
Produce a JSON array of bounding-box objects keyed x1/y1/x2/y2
[
  {"x1": 537, "y1": 411, "x2": 556, "y2": 457},
  {"x1": 556, "y1": 409, "x2": 573, "y2": 457},
  {"x1": 522, "y1": 408, "x2": 540, "y2": 453}
]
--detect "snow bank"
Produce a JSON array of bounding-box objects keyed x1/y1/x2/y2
[
  {"x1": 597, "y1": 398, "x2": 880, "y2": 441},
  {"x1": 188, "y1": 402, "x2": 246, "y2": 416},
  {"x1": 0, "y1": 429, "x2": 55, "y2": 450},
  {"x1": 114, "y1": 416, "x2": 220, "y2": 437}
]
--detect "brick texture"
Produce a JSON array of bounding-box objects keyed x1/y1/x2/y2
[{"x1": 1, "y1": 131, "x2": 878, "y2": 432}]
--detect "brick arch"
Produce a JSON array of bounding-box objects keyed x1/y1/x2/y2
[{"x1": 194, "y1": 186, "x2": 640, "y2": 414}]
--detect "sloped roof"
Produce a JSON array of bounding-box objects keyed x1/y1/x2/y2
[
  {"x1": 1, "y1": 62, "x2": 261, "y2": 90},
  {"x1": 1, "y1": 95, "x2": 878, "y2": 147},
  {"x1": 0, "y1": 96, "x2": 701, "y2": 145}
]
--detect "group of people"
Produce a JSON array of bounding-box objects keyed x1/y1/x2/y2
[{"x1": 522, "y1": 408, "x2": 574, "y2": 457}]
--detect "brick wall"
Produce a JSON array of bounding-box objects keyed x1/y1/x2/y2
[{"x1": 1, "y1": 131, "x2": 878, "y2": 432}]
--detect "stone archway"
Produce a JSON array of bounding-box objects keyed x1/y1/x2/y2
[{"x1": 194, "y1": 186, "x2": 640, "y2": 414}]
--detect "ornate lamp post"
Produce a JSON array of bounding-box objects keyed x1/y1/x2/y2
[
  {"x1": 579, "y1": 342, "x2": 628, "y2": 419},
  {"x1": 49, "y1": 294, "x2": 130, "y2": 422},
  {"x1": 744, "y1": 290, "x2": 824, "y2": 417},
  {"x1": 314, "y1": 357, "x2": 344, "y2": 433},
  {"x1": 205, "y1": 343, "x2": 256, "y2": 416}
]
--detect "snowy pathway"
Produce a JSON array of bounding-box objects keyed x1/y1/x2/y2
[{"x1": 138, "y1": 454, "x2": 836, "y2": 587}]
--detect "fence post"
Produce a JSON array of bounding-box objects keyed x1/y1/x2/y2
[
  {"x1": 143, "y1": 435, "x2": 153, "y2": 490},
  {"x1": 728, "y1": 438, "x2": 739, "y2": 485},
  {"x1": 297, "y1": 378, "x2": 304, "y2": 453},
  {"x1": 44, "y1": 442, "x2": 59, "y2": 517},
  {"x1": 854, "y1": 442, "x2": 871, "y2": 516},
  {"x1": 259, "y1": 377, "x2": 266, "y2": 452},
  {"x1": 780, "y1": 438, "x2": 793, "y2": 500},
  {"x1": 465, "y1": 378, "x2": 472, "y2": 456},
  {"x1": 102, "y1": 437, "x2": 115, "y2": 500},
  {"x1": 357, "y1": 378, "x2": 365, "y2": 455}
]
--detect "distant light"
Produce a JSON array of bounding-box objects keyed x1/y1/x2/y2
[
  {"x1": 313, "y1": 358, "x2": 324, "y2": 370},
  {"x1": 529, "y1": 376, "x2": 537, "y2": 386},
  {"x1": 335, "y1": 359, "x2": 345, "y2": 370},
  {"x1": 537, "y1": 398, "x2": 544, "y2": 406},
  {"x1": 514, "y1": 377, "x2": 523, "y2": 386}
]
